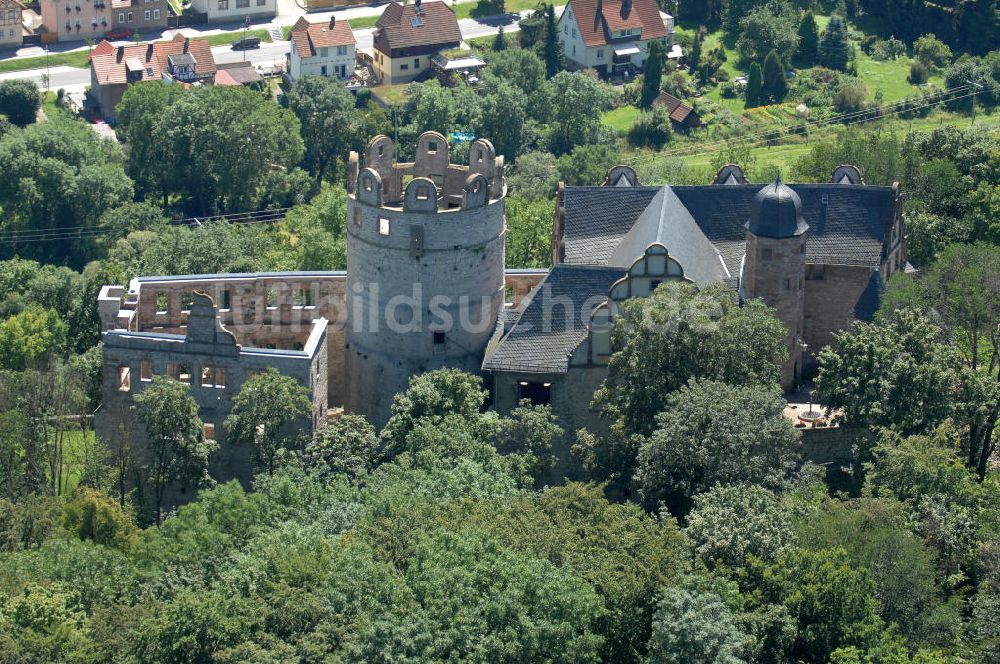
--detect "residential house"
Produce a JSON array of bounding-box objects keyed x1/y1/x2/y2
[
  {"x1": 652, "y1": 90, "x2": 702, "y2": 131},
  {"x1": 89, "y1": 32, "x2": 216, "y2": 120},
  {"x1": 40, "y1": 0, "x2": 111, "y2": 43},
  {"x1": 110, "y1": 0, "x2": 170, "y2": 38},
  {"x1": 188, "y1": 0, "x2": 275, "y2": 25},
  {"x1": 557, "y1": 0, "x2": 674, "y2": 77},
  {"x1": 288, "y1": 15, "x2": 355, "y2": 81},
  {"x1": 0, "y1": 0, "x2": 23, "y2": 47},
  {"x1": 372, "y1": 0, "x2": 461, "y2": 85}
]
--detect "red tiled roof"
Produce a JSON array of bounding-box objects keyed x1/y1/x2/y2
[
  {"x1": 373, "y1": 1, "x2": 461, "y2": 54},
  {"x1": 90, "y1": 33, "x2": 215, "y2": 86},
  {"x1": 653, "y1": 90, "x2": 700, "y2": 124},
  {"x1": 290, "y1": 15, "x2": 355, "y2": 59},
  {"x1": 89, "y1": 39, "x2": 115, "y2": 61},
  {"x1": 569, "y1": 0, "x2": 667, "y2": 48}
]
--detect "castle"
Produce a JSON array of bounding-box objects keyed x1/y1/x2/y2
[{"x1": 95, "y1": 134, "x2": 907, "y2": 489}]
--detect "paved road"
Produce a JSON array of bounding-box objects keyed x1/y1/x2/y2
[{"x1": 0, "y1": 10, "x2": 527, "y2": 94}]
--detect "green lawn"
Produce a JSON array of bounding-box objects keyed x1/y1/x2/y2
[
  {"x1": 348, "y1": 14, "x2": 379, "y2": 29},
  {"x1": 602, "y1": 105, "x2": 642, "y2": 133},
  {"x1": 0, "y1": 49, "x2": 91, "y2": 74},
  {"x1": 203, "y1": 27, "x2": 273, "y2": 48},
  {"x1": 372, "y1": 83, "x2": 409, "y2": 106}
]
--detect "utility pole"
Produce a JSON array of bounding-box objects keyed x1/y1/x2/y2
[
  {"x1": 967, "y1": 79, "x2": 983, "y2": 126},
  {"x1": 243, "y1": 15, "x2": 250, "y2": 62}
]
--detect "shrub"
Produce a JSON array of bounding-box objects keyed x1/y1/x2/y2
[
  {"x1": 627, "y1": 107, "x2": 673, "y2": 149},
  {"x1": 62, "y1": 487, "x2": 139, "y2": 550},
  {"x1": 913, "y1": 34, "x2": 952, "y2": 71},
  {"x1": 908, "y1": 61, "x2": 931, "y2": 85},
  {"x1": 833, "y1": 82, "x2": 868, "y2": 114}
]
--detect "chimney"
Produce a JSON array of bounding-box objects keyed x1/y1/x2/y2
[
  {"x1": 329, "y1": 15, "x2": 335, "y2": 29},
  {"x1": 183, "y1": 37, "x2": 190, "y2": 53},
  {"x1": 622, "y1": 0, "x2": 632, "y2": 16},
  {"x1": 116, "y1": 45, "x2": 123, "y2": 61}
]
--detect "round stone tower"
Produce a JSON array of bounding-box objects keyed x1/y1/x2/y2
[
  {"x1": 344, "y1": 132, "x2": 507, "y2": 426},
  {"x1": 742, "y1": 177, "x2": 809, "y2": 390}
]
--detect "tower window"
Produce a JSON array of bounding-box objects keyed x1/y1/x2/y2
[
  {"x1": 783, "y1": 278, "x2": 792, "y2": 292},
  {"x1": 379, "y1": 217, "x2": 390, "y2": 236},
  {"x1": 760, "y1": 248, "x2": 773, "y2": 260},
  {"x1": 353, "y1": 208, "x2": 361, "y2": 227},
  {"x1": 428, "y1": 141, "x2": 437, "y2": 153},
  {"x1": 220, "y1": 289, "x2": 232, "y2": 310},
  {"x1": 156, "y1": 292, "x2": 168, "y2": 313},
  {"x1": 806, "y1": 265, "x2": 826, "y2": 280},
  {"x1": 649, "y1": 279, "x2": 662, "y2": 291},
  {"x1": 433, "y1": 331, "x2": 446, "y2": 345}
]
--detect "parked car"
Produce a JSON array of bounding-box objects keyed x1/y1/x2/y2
[
  {"x1": 105, "y1": 29, "x2": 133, "y2": 40},
  {"x1": 231, "y1": 36, "x2": 261, "y2": 51}
]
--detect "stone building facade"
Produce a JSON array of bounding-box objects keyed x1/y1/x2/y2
[
  {"x1": 96, "y1": 144, "x2": 906, "y2": 492},
  {"x1": 345, "y1": 132, "x2": 507, "y2": 426},
  {"x1": 483, "y1": 163, "x2": 907, "y2": 449},
  {"x1": 97, "y1": 292, "x2": 328, "y2": 487}
]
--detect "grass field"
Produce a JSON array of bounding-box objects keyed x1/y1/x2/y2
[
  {"x1": 203, "y1": 28, "x2": 273, "y2": 48},
  {"x1": 0, "y1": 49, "x2": 91, "y2": 74},
  {"x1": 372, "y1": 82, "x2": 409, "y2": 105},
  {"x1": 603, "y1": 105, "x2": 643, "y2": 133}
]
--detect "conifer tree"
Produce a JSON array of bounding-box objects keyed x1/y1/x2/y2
[
  {"x1": 493, "y1": 25, "x2": 507, "y2": 51},
  {"x1": 745, "y1": 61, "x2": 763, "y2": 107},
  {"x1": 796, "y1": 11, "x2": 819, "y2": 66},
  {"x1": 762, "y1": 50, "x2": 787, "y2": 102},
  {"x1": 542, "y1": 4, "x2": 565, "y2": 77},
  {"x1": 640, "y1": 39, "x2": 665, "y2": 109},
  {"x1": 819, "y1": 15, "x2": 850, "y2": 71}
]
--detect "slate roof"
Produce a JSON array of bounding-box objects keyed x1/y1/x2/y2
[
  {"x1": 482, "y1": 265, "x2": 624, "y2": 374},
  {"x1": 568, "y1": 0, "x2": 667, "y2": 48},
  {"x1": 290, "y1": 15, "x2": 355, "y2": 59},
  {"x1": 373, "y1": 1, "x2": 461, "y2": 54},
  {"x1": 90, "y1": 33, "x2": 215, "y2": 86},
  {"x1": 560, "y1": 183, "x2": 894, "y2": 276}
]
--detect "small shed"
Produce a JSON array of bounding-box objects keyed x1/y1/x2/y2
[{"x1": 652, "y1": 91, "x2": 703, "y2": 131}]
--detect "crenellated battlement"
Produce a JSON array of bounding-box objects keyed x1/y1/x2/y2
[{"x1": 347, "y1": 131, "x2": 505, "y2": 211}]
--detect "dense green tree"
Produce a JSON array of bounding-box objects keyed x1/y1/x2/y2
[
  {"x1": 795, "y1": 498, "x2": 960, "y2": 649},
  {"x1": 114, "y1": 82, "x2": 186, "y2": 205},
  {"x1": 796, "y1": 11, "x2": 820, "y2": 66},
  {"x1": 117, "y1": 84, "x2": 305, "y2": 215},
  {"x1": 506, "y1": 150, "x2": 559, "y2": 200},
  {"x1": 736, "y1": 1, "x2": 799, "y2": 65},
  {"x1": 745, "y1": 61, "x2": 763, "y2": 107},
  {"x1": 818, "y1": 15, "x2": 850, "y2": 71},
  {"x1": 493, "y1": 25, "x2": 507, "y2": 51},
  {"x1": 542, "y1": 3, "x2": 565, "y2": 77},
  {"x1": 505, "y1": 196, "x2": 554, "y2": 268},
  {"x1": 0, "y1": 306, "x2": 67, "y2": 371},
  {"x1": 913, "y1": 34, "x2": 952, "y2": 71},
  {"x1": 722, "y1": 0, "x2": 768, "y2": 38},
  {"x1": 593, "y1": 281, "x2": 786, "y2": 439},
  {"x1": 816, "y1": 309, "x2": 960, "y2": 435},
  {"x1": 688, "y1": 28, "x2": 703, "y2": 74},
  {"x1": 61, "y1": 486, "x2": 139, "y2": 550},
  {"x1": 636, "y1": 380, "x2": 801, "y2": 513},
  {"x1": 547, "y1": 72, "x2": 611, "y2": 154},
  {"x1": 303, "y1": 414, "x2": 380, "y2": 482},
  {"x1": 647, "y1": 586, "x2": 748, "y2": 664},
  {"x1": 684, "y1": 483, "x2": 794, "y2": 571},
  {"x1": 0, "y1": 79, "x2": 41, "y2": 127},
  {"x1": 0, "y1": 409, "x2": 34, "y2": 501},
  {"x1": 134, "y1": 377, "x2": 215, "y2": 524},
  {"x1": 96, "y1": 201, "x2": 168, "y2": 248},
  {"x1": 751, "y1": 547, "x2": 891, "y2": 663},
  {"x1": 286, "y1": 75, "x2": 361, "y2": 183},
  {"x1": 641, "y1": 39, "x2": 665, "y2": 108},
  {"x1": 483, "y1": 48, "x2": 551, "y2": 122},
  {"x1": 380, "y1": 369, "x2": 487, "y2": 455},
  {"x1": 276, "y1": 184, "x2": 349, "y2": 271},
  {"x1": 761, "y1": 49, "x2": 788, "y2": 102},
  {"x1": 0, "y1": 120, "x2": 134, "y2": 268},
  {"x1": 476, "y1": 79, "x2": 528, "y2": 159},
  {"x1": 556, "y1": 143, "x2": 617, "y2": 185},
  {"x1": 224, "y1": 368, "x2": 313, "y2": 476}
]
